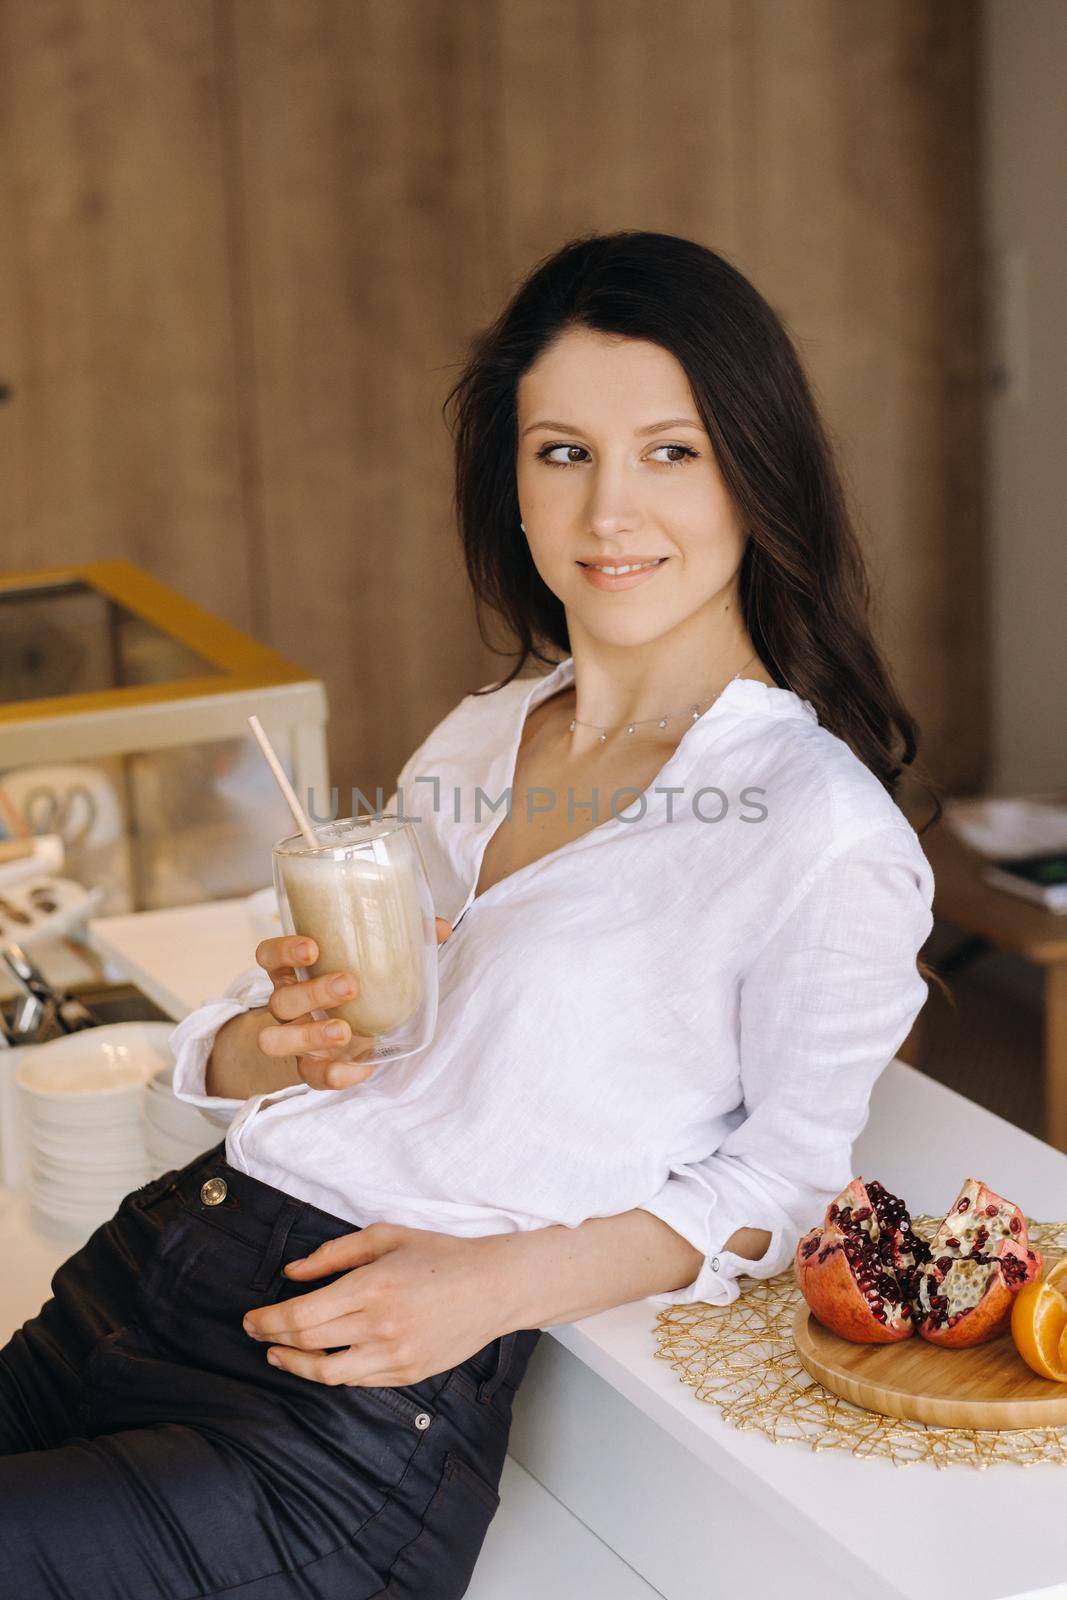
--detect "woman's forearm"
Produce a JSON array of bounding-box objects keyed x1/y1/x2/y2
[
  {"x1": 486, "y1": 1211, "x2": 773, "y2": 1330},
  {"x1": 205, "y1": 1008, "x2": 304, "y2": 1100}
]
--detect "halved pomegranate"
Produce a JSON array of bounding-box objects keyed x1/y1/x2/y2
[
  {"x1": 912, "y1": 1177, "x2": 1043, "y2": 1348},
  {"x1": 794, "y1": 1175, "x2": 1042, "y2": 1348},
  {"x1": 794, "y1": 1177, "x2": 929, "y2": 1343}
]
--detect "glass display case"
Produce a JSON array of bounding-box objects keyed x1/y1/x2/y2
[{"x1": 0, "y1": 561, "x2": 329, "y2": 914}]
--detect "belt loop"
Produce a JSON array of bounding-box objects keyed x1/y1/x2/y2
[
  {"x1": 477, "y1": 1332, "x2": 516, "y2": 1403},
  {"x1": 250, "y1": 1202, "x2": 302, "y2": 1292}
]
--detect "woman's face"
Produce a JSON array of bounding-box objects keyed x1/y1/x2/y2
[{"x1": 515, "y1": 327, "x2": 748, "y2": 649}]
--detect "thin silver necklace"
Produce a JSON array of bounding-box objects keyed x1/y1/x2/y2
[{"x1": 568, "y1": 651, "x2": 760, "y2": 742}]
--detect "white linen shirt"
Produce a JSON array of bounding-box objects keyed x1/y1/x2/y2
[{"x1": 170, "y1": 653, "x2": 935, "y2": 1312}]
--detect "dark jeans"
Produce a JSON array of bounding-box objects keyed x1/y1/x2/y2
[{"x1": 0, "y1": 1140, "x2": 541, "y2": 1599}]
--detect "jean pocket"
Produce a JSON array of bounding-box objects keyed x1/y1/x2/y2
[
  {"x1": 122, "y1": 1168, "x2": 180, "y2": 1219},
  {"x1": 356, "y1": 1381, "x2": 439, "y2": 1432},
  {"x1": 447, "y1": 1366, "x2": 514, "y2": 1439},
  {"x1": 381, "y1": 1450, "x2": 501, "y2": 1597},
  {"x1": 133, "y1": 1210, "x2": 214, "y2": 1321}
]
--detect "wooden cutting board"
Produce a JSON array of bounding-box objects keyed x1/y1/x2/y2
[{"x1": 792, "y1": 1254, "x2": 1067, "y2": 1430}]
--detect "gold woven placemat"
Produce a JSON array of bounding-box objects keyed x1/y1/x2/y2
[{"x1": 653, "y1": 1216, "x2": 1067, "y2": 1470}]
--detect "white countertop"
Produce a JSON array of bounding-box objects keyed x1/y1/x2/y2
[
  {"x1": 89, "y1": 896, "x2": 271, "y2": 1018},
  {"x1": 3, "y1": 900, "x2": 1056, "y2": 1598},
  {"x1": 552, "y1": 1065, "x2": 1067, "y2": 1600}
]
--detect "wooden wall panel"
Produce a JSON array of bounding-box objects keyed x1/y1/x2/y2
[
  {"x1": 0, "y1": 0, "x2": 251, "y2": 627},
  {"x1": 740, "y1": 0, "x2": 984, "y2": 794},
  {"x1": 0, "y1": 0, "x2": 983, "y2": 804},
  {"x1": 225, "y1": 0, "x2": 499, "y2": 801}
]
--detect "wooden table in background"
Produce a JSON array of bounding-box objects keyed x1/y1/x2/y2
[{"x1": 911, "y1": 815, "x2": 1067, "y2": 1154}]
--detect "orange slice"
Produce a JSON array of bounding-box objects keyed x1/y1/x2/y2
[{"x1": 1011, "y1": 1256, "x2": 1067, "y2": 1381}]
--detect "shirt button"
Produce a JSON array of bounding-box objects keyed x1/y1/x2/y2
[
  {"x1": 414, "y1": 1412, "x2": 432, "y2": 1431},
  {"x1": 711, "y1": 1256, "x2": 721, "y2": 1273},
  {"x1": 200, "y1": 1177, "x2": 228, "y2": 1206}
]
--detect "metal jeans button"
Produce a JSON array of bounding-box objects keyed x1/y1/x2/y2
[
  {"x1": 414, "y1": 1412, "x2": 432, "y2": 1431},
  {"x1": 200, "y1": 1177, "x2": 228, "y2": 1206}
]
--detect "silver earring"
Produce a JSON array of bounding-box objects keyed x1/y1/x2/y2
[{"x1": 520, "y1": 520, "x2": 526, "y2": 532}]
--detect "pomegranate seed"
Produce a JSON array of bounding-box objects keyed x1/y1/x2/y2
[
  {"x1": 1009, "y1": 1217, "x2": 1021, "y2": 1233},
  {"x1": 946, "y1": 1238, "x2": 960, "y2": 1248},
  {"x1": 957, "y1": 1198, "x2": 970, "y2": 1212},
  {"x1": 936, "y1": 1257, "x2": 952, "y2": 1272},
  {"x1": 985, "y1": 1205, "x2": 999, "y2": 1216}
]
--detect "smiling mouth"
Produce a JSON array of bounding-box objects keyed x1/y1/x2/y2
[{"x1": 577, "y1": 558, "x2": 668, "y2": 575}]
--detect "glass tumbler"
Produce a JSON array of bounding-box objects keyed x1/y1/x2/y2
[{"x1": 272, "y1": 814, "x2": 438, "y2": 1063}]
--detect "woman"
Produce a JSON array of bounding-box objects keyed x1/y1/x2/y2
[{"x1": 0, "y1": 230, "x2": 941, "y2": 1598}]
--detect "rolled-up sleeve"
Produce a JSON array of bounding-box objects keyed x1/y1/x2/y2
[
  {"x1": 638, "y1": 821, "x2": 935, "y2": 1308},
  {"x1": 169, "y1": 966, "x2": 274, "y2": 1127}
]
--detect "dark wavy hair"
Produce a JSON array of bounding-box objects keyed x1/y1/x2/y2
[{"x1": 442, "y1": 229, "x2": 947, "y2": 1001}]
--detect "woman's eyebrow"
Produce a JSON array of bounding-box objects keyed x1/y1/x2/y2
[{"x1": 521, "y1": 417, "x2": 705, "y2": 438}]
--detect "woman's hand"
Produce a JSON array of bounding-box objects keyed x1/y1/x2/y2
[
  {"x1": 253, "y1": 921, "x2": 452, "y2": 1091},
  {"x1": 241, "y1": 1223, "x2": 508, "y2": 1386}
]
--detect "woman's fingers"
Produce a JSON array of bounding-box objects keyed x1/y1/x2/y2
[
  {"x1": 268, "y1": 970, "x2": 360, "y2": 1023},
  {"x1": 256, "y1": 934, "x2": 319, "y2": 975},
  {"x1": 261, "y1": 921, "x2": 447, "y2": 970},
  {"x1": 258, "y1": 1015, "x2": 366, "y2": 1059},
  {"x1": 261, "y1": 922, "x2": 447, "y2": 990},
  {"x1": 256, "y1": 1014, "x2": 378, "y2": 1092},
  {"x1": 300, "y1": 1055, "x2": 380, "y2": 1091},
  {"x1": 256, "y1": 918, "x2": 448, "y2": 1093}
]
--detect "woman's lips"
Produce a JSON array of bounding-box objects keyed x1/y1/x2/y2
[{"x1": 577, "y1": 557, "x2": 668, "y2": 592}]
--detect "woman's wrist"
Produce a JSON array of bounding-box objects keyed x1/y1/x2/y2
[
  {"x1": 206, "y1": 1008, "x2": 302, "y2": 1100},
  {"x1": 476, "y1": 1208, "x2": 707, "y2": 1333}
]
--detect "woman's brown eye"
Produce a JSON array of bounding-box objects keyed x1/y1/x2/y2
[
  {"x1": 653, "y1": 444, "x2": 696, "y2": 465},
  {"x1": 537, "y1": 444, "x2": 588, "y2": 467}
]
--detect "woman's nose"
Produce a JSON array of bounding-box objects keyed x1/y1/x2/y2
[{"x1": 584, "y1": 463, "x2": 642, "y2": 533}]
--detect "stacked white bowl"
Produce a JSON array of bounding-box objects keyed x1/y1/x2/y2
[
  {"x1": 142, "y1": 1062, "x2": 222, "y2": 1176},
  {"x1": 15, "y1": 1023, "x2": 172, "y2": 1234}
]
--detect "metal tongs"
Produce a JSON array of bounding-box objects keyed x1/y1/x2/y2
[{"x1": 0, "y1": 941, "x2": 100, "y2": 1041}]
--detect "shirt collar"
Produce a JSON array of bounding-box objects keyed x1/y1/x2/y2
[{"x1": 444, "y1": 657, "x2": 818, "y2": 911}]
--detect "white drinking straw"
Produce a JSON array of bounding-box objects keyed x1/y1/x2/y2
[{"x1": 247, "y1": 715, "x2": 321, "y2": 850}]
